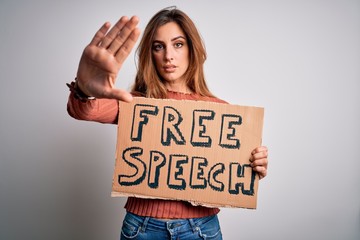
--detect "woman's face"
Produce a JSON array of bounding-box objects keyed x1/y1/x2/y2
[{"x1": 152, "y1": 22, "x2": 189, "y2": 87}]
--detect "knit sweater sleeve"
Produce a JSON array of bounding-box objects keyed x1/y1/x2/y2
[{"x1": 67, "y1": 90, "x2": 119, "y2": 124}]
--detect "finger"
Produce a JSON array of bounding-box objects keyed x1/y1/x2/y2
[
  {"x1": 253, "y1": 166, "x2": 267, "y2": 179},
  {"x1": 252, "y1": 151, "x2": 268, "y2": 161},
  {"x1": 108, "y1": 16, "x2": 140, "y2": 54},
  {"x1": 100, "y1": 16, "x2": 129, "y2": 49},
  {"x1": 115, "y1": 27, "x2": 141, "y2": 62},
  {"x1": 250, "y1": 158, "x2": 268, "y2": 168},
  {"x1": 251, "y1": 146, "x2": 268, "y2": 155},
  {"x1": 250, "y1": 146, "x2": 268, "y2": 161},
  {"x1": 249, "y1": 151, "x2": 268, "y2": 163},
  {"x1": 104, "y1": 88, "x2": 134, "y2": 102},
  {"x1": 90, "y1": 22, "x2": 111, "y2": 46}
]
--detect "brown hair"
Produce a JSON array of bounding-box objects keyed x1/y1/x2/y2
[{"x1": 131, "y1": 7, "x2": 214, "y2": 98}]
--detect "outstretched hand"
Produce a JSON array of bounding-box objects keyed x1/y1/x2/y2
[{"x1": 76, "y1": 16, "x2": 141, "y2": 102}]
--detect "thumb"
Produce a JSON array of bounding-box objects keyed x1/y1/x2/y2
[{"x1": 106, "y1": 88, "x2": 133, "y2": 102}]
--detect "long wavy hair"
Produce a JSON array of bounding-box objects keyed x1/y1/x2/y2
[{"x1": 131, "y1": 7, "x2": 214, "y2": 98}]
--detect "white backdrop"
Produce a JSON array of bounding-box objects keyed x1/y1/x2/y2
[{"x1": 1, "y1": 0, "x2": 359, "y2": 239}]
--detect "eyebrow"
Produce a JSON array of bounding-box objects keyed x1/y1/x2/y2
[{"x1": 153, "y1": 36, "x2": 186, "y2": 43}]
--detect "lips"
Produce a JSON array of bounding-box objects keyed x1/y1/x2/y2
[{"x1": 163, "y1": 64, "x2": 176, "y2": 73}]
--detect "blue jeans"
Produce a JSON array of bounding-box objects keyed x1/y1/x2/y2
[{"x1": 120, "y1": 212, "x2": 223, "y2": 240}]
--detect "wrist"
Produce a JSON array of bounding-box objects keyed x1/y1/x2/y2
[
  {"x1": 66, "y1": 78, "x2": 95, "y2": 102},
  {"x1": 75, "y1": 78, "x2": 93, "y2": 97}
]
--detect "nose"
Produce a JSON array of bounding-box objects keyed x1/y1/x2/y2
[{"x1": 164, "y1": 47, "x2": 174, "y2": 61}]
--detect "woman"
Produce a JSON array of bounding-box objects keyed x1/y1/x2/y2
[{"x1": 67, "y1": 7, "x2": 268, "y2": 240}]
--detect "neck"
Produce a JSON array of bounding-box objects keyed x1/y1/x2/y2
[{"x1": 165, "y1": 82, "x2": 192, "y2": 94}]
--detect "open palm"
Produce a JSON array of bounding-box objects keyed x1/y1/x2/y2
[{"x1": 76, "y1": 16, "x2": 140, "y2": 102}]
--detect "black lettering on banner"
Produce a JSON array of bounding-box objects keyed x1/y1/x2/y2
[
  {"x1": 190, "y1": 157, "x2": 208, "y2": 189},
  {"x1": 208, "y1": 163, "x2": 225, "y2": 192},
  {"x1": 219, "y1": 114, "x2": 242, "y2": 149},
  {"x1": 167, "y1": 154, "x2": 188, "y2": 190},
  {"x1": 191, "y1": 110, "x2": 215, "y2": 147},
  {"x1": 131, "y1": 104, "x2": 158, "y2": 141},
  {"x1": 228, "y1": 162, "x2": 256, "y2": 195},
  {"x1": 148, "y1": 151, "x2": 166, "y2": 189},
  {"x1": 118, "y1": 147, "x2": 146, "y2": 186},
  {"x1": 161, "y1": 106, "x2": 186, "y2": 146}
]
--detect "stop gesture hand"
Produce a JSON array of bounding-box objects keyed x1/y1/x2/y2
[{"x1": 76, "y1": 16, "x2": 141, "y2": 102}]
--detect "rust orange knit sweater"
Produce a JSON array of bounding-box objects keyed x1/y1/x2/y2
[{"x1": 67, "y1": 86, "x2": 227, "y2": 219}]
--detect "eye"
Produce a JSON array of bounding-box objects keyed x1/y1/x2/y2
[
  {"x1": 152, "y1": 43, "x2": 164, "y2": 52},
  {"x1": 174, "y1": 42, "x2": 184, "y2": 48}
]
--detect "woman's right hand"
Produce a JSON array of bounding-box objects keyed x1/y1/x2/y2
[{"x1": 76, "y1": 16, "x2": 141, "y2": 102}]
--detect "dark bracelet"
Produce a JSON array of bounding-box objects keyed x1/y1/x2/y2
[{"x1": 66, "y1": 78, "x2": 95, "y2": 102}]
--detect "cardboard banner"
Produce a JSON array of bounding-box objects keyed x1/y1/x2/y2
[{"x1": 112, "y1": 97, "x2": 264, "y2": 209}]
